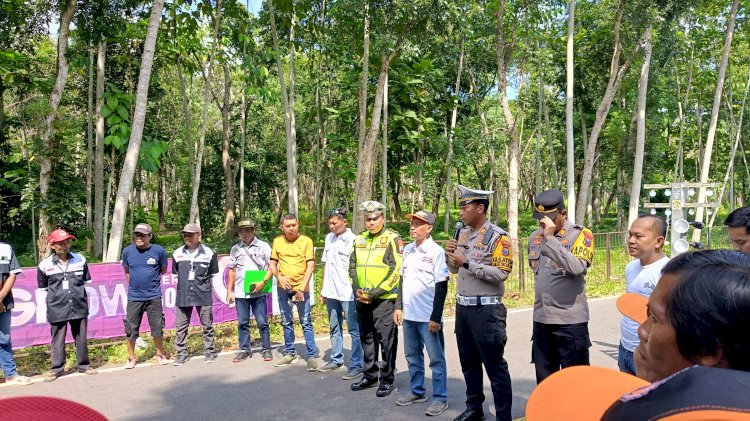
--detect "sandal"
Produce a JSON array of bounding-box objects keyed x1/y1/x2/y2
[
  {"x1": 5, "y1": 375, "x2": 33, "y2": 386},
  {"x1": 124, "y1": 360, "x2": 137, "y2": 369},
  {"x1": 156, "y1": 355, "x2": 170, "y2": 366}
]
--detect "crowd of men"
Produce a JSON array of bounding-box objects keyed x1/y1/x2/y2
[{"x1": 1, "y1": 189, "x2": 750, "y2": 420}]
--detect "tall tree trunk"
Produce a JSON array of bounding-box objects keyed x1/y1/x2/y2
[
  {"x1": 382, "y1": 73, "x2": 388, "y2": 209},
  {"x1": 86, "y1": 46, "x2": 94, "y2": 253},
  {"x1": 627, "y1": 28, "x2": 653, "y2": 229},
  {"x1": 94, "y1": 40, "x2": 106, "y2": 258},
  {"x1": 105, "y1": 0, "x2": 165, "y2": 262},
  {"x1": 693, "y1": 0, "x2": 740, "y2": 240},
  {"x1": 221, "y1": 64, "x2": 235, "y2": 238},
  {"x1": 444, "y1": 39, "x2": 464, "y2": 232},
  {"x1": 176, "y1": 57, "x2": 194, "y2": 211},
  {"x1": 576, "y1": 2, "x2": 644, "y2": 223},
  {"x1": 535, "y1": 75, "x2": 543, "y2": 194},
  {"x1": 357, "y1": 2, "x2": 370, "y2": 179},
  {"x1": 496, "y1": 0, "x2": 519, "y2": 251},
  {"x1": 190, "y1": 0, "x2": 222, "y2": 224},
  {"x1": 565, "y1": 0, "x2": 576, "y2": 222},
  {"x1": 37, "y1": 0, "x2": 77, "y2": 260}
]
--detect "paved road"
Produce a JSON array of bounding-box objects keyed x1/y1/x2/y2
[{"x1": 0, "y1": 297, "x2": 621, "y2": 420}]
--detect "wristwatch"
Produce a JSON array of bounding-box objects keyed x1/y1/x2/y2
[{"x1": 462, "y1": 262, "x2": 470, "y2": 270}]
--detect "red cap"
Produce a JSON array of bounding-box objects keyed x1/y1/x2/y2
[
  {"x1": 49, "y1": 228, "x2": 76, "y2": 244},
  {"x1": 0, "y1": 396, "x2": 108, "y2": 420}
]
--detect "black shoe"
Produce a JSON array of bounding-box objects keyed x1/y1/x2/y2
[
  {"x1": 233, "y1": 351, "x2": 250, "y2": 363},
  {"x1": 453, "y1": 408, "x2": 485, "y2": 421},
  {"x1": 351, "y1": 377, "x2": 378, "y2": 391},
  {"x1": 375, "y1": 382, "x2": 395, "y2": 397}
]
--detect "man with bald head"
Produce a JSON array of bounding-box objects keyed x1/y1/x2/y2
[{"x1": 618, "y1": 214, "x2": 669, "y2": 374}]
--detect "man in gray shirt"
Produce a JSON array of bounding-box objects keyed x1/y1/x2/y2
[{"x1": 528, "y1": 189, "x2": 595, "y2": 384}]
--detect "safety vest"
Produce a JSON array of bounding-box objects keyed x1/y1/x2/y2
[{"x1": 353, "y1": 228, "x2": 402, "y2": 300}]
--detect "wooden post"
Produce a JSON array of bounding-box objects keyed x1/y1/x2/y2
[
  {"x1": 518, "y1": 237, "x2": 525, "y2": 292},
  {"x1": 605, "y1": 233, "x2": 612, "y2": 280}
]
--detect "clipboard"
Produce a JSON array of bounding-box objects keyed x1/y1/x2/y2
[{"x1": 243, "y1": 270, "x2": 272, "y2": 294}]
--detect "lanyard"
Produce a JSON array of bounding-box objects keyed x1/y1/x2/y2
[
  {"x1": 55, "y1": 258, "x2": 72, "y2": 283},
  {"x1": 186, "y1": 247, "x2": 200, "y2": 271},
  {"x1": 241, "y1": 243, "x2": 266, "y2": 270}
]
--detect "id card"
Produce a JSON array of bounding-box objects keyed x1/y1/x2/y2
[
  {"x1": 188, "y1": 270, "x2": 195, "y2": 281},
  {"x1": 62, "y1": 280, "x2": 70, "y2": 290}
]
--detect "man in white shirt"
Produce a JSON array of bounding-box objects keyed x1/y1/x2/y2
[
  {"x1": 619, "y1": 215, "x2": 669, "y2": 374},
  {"x1": 394, "y1": 210, "x2": 450, "y2": 417},
  {"x1": 319, "y1": 208, "x2": 364, "y2": 379}
]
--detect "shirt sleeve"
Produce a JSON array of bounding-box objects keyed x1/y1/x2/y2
[
  {"x1": 434, "y1": 247, "x2": 449, "y2": 284},
  {"x1": 271, "y1": 239, "x2": 279, "y2": 261},
  {"x1": 209, "y1": 252, "x2": 219, "y2": 275},
  {"x1": 542, "y1": 236, "x2": 588, "y2": 275},
  {"x1": 263, "y1": 243, "x2": 272, "y2": 268},
  {"x1": 321, "y1": 235, "x2": 330, "y2": 263},
  {"x1": 171, "y1": 253, "x2": 179, "y2": 275},
  {"x1": 305, "y1": 237, "x2": 314, "y2": 262},
  {"x1": 83, "y1": 262, "x2": 92, "y2": 283},
  {"x1": 37, "y1": 266, "x2": 49, "y2": 289},
  {"x1": 227, "y1": 245, "x2": 239, "y2": 269},
  {"x1": 469, "y1": 234, "x2": 512, "y2": 283},
  {"x1": 570, "y1": 229, "x2": 595, "y2": 266},
  {"x1": 121, "y1": 248, "x2": 130, "y2": 269},
  {"x1": 160, "y1": 247, "x2": 169, "y2": 270},
  {"x1": 9, "y1": 249, "x2": 21, "y2": 274}
]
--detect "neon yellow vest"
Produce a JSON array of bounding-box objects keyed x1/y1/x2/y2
[{"x1": 353, "y1": 228, "x2": 402, "y2": 300}]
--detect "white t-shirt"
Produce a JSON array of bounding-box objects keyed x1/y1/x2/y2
[
  {"x1": 620, "y1": 255, "x2": 670, "y2": 351},
  {"x1": 227, "y1": 238, "x2": 272, "y2": 298},
  {"x1": 400, "y1": 237, "x2": 450, "y2": 323},
  {"x1": 321, "y1": 229, "x2": 356, "y2": 301}
]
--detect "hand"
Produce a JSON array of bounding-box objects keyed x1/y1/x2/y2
[
  {"x1": 393, "y1": 309, "x2": 403, "y2": 326},
  {"x1": 252, "y1": 282, "x2": 264, "y2": 294},
  {"x1": 294, "y1": 291, "x2": 305, "y2": 303},
  {"x1": 428, "y1": 321, "x2": 441, "y2": 333},
  {"x1": 354, "y1": 289, "x2": 370, "y2": 304},
  {"x1": 445, "y1": 239, "x2": 458, "y2": 253},
  {"x1": 446, "y1": 251, "x2": 466, "y2": 268},
  {"x1": 540, "y1": 216, "x2": 556, "y2": 239},
  {"x1": 226, "y1": 291, "x2": 235, "y2": 306},
  {"x1": 277, "y1": 276, "x2": 291, "y2": 290}
]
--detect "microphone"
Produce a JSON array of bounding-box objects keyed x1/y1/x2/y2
[{"x1": 454, "y1": 222, "x2": 464, "y2": 241}]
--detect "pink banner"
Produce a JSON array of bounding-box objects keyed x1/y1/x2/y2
[{"x1": 7, "y1": 255, "x2": 289, "y2": 350}]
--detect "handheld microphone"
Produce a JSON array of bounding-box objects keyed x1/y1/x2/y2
[{"x1": 454, "y1": 222, "x2": 464, "y2": 241}]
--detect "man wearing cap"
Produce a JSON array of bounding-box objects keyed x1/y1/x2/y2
[
  {"x1": 725, "y1": 206, "x2": 750, "y2": 254},
  {"x1": 121, "y1": 223, "x2": 170, "y2": 369},
  {"x1": 394, "y1": 210, "x2": 450, "y2": 416},
  {"x1": 227, "y1": 219, "x2": 273, "y2": 362},
  {"x1": 528, "y1": 189, "x2": 595, "y2": 384},
  {"x1": 619, "y1": 215, "x2": 669, "y2": 375},
  {"x1": 0, "y1": 241, "x2": 33, "y2": 385},
  {"x1": 445, "y1": 185, "x2": 514, "y2": 421},
  {"x1": 349, "y1": 200, "x2": 403, "y2": 397},
  {"x1": 270, "y1": 214, "x2": 319, "y2": 370},
  {"x1": 172, "y1": 223, "x2": 219, "y2": 366},
  {"x1": 319, "y1": 207, "x2": 364, "y2": 378},
  {"x1": 37, "y1": 228, "x2": 97, "y2": 381}
]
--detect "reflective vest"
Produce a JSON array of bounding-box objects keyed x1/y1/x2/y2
[{"x1": 353, "y1": 228, "x2": 402, "y2": 300}]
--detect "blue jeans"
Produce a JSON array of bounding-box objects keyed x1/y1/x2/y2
[
  {"x1": 236, "y1": 295, "x2": 271, "y2": 352},
  {"x1": 0, "y1": 309, "x2": 18, "y2": 378},
  {"x1": 278, "y1": 289, "x2": 318, "y2": 358},
  {"x1": 326, "y1": 298, "x2": 363, "y2": 369},
  {"x1": 618, "y1": 343, "x2": 637, "y2": 375},
  {"x1": 403, "y1": 320, "x2": 447, "y2": 402}
]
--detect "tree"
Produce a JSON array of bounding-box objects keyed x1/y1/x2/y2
[
  {"x1": 565, "y1": 0, "x2": 576, "y2": 221},
  {"x1": 627, "y1": 28, "x2": 652, "y2": 228}
]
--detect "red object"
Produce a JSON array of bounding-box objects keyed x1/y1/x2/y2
[
  {"x1": 48, "y1": 228, "x2": 76, "y2": 244},
  {"x1": 0, "y1": 396, "x2": 108, "y2": 420}
]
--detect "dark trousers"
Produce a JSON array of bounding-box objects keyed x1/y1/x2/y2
[
  {"x1": 532, "y1": 321, "x2": 591, "y2": 384},
  {"x1": 174, "y1": 306, "x2": 215, "y2": 357},
  {"x1": 50, "y1": 318, "x2": 90, "y2": 374},
  {"x1": 357, "y1": 299, "x2": 397, "y2": 385},
  {"x1": 455, "y1": 303, "x2": 512, "y2": 421}
]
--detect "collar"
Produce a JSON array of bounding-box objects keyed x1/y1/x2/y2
[
  {"x1": 415, "y1": 236, "x2": 435, "y2": 252},
  {"x1": 52, "y1": 253, "x2": 75, "y2": 264},
  {"x1": 239, "y1": 238, "x2": 258, "y2": 248},
  {"x1": 367, "y1": 227, "x2": 385, "y2": 238},
  {"x1": 556, "y1": 219, "x2": 574, "y2": 237},
  {"x1": 182, "y1": 244, "x2": 205, "y2": 255},
  {"x1": 334, "y1": 229, "x2": 353, "y2": 240}
]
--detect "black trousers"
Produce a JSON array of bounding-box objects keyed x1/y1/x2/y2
[
  {"x1": 174, "y1": 306, "x2": 215, "y2": 357},
  {"x1": 50, "y1": 317, "x2": 90, "y2": 374},
  {"x1": 455, "y1": 303, "x2": 512, "y2": 421},
  {"x1": 357, "y1": 299, "x2": 397, "y2": 385},
  {"x1": 532, "y1": 321, "x2": 591, "y2": 384}
]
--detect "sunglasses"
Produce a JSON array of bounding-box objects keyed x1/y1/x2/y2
[{"x1": 327, "y1": 208, "x2": 347, "y2": 218}]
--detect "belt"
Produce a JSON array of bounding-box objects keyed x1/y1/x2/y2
[{"x1": 456, "y1": 294, "x2": 502, "y2": 306}]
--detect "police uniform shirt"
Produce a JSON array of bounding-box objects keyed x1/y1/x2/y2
[
  {"x1": 172, "y1": 244, "x2": 219, "y2": 307},
  {"x1": 400, "y1": 237, "x2": 449, "y2": 322},
  {"x1": 228, "y1": 237, "x2": 272, "y2": 299},
  {"x1": 528, "y1": 219, "x2": 594, "y2": 324},
  {"x1": 448, "y1": 220, "x2": 513, "y2": 297},
  {"x1": 0, "y1": 242, "x2": 22, "y2": 311},
  {"x1": 321, "y1": 228, "x2": 356, "y2": 302},
  {"x1": 37, "y1": 252, "x2": 91, "y2": 323}
]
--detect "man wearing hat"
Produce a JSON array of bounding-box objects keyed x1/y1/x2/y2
[
  {"x1": 227, "y1": 219, "x2": 273, "y2": 362},
  {"x1": 121, "y1": 223, "x2": 170, "y2": 369},
  {"x1": 528, "y1": 189, "x2": 595, "y2": 384},
  {"x1": 394, "y1": 210, "x2": 450, "y2": 416},
  {"x1": 172, "y1": 223, "x2": 219, "y2": 365},
  {"x1": 37, "y1": 228, "x2": 97, "y2": 381},
  {"x1": 349, "y1": 200, "x2": 403, "y2": 397},
  {"x1": 445, "y1": 185, "x2": 514, "y2": 421}
]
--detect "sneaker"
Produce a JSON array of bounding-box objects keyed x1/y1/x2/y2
[
  {"x1": 396, "y1": 394, "x2": 427, "y2": 406},
  {"x1": 274, "y1": 354, "x2": 299, "y2": 367},
  {"x1": 306, "y1": 358, "x2": 318, "y2": 372},
  {"x1": 173, "y1": 355, "x2": 188, "y2": 366},
  {"x1": 318, "y1": 361, "x2": 342, "y2": 372},
  {"x1": 124, "y1": 359, "x2": 137, "y2": 369},
  {"x1": 341, "y1": 367, "x2": 364, "y2": 380},
  {"x1": 233, "y1": 351, "x2": 251, "y2": 363},
  {"x1": 44, "y1": 372, "x2": 61, "y2": 382},
  {"x1": 425, "y1": 400, "x2": 448, "y2": 416},
  {"x1": 262, "y1": 350, "x2": 273, "y2": 361},
  {"x1": 156, "y1": 355, "x2": 170, "y2": 366},
  {"x1": 78, "y1": 368, "x2": 98, "y2": 375},
  {"x1": 204, "y1": 354, "x2": 216, "y2": 363}
]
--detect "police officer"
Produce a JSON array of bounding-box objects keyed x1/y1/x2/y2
[
  {"x1": 446, "y1": 186, "x2": 514, "y2": 421},
  {"x1": 528, "y1": 189, "x2": 594, "y2": 384},
  {"x1": 350, "y1": 200, "x2": 403, "y2": 397}
]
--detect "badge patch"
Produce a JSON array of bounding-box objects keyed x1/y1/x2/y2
[
  {"x1": 583, "y1": 231, "x2": 593, "y2": 247},
  {"x1": 147, "y1": 257, "x2": 157, "y2": 265},
  {"x1": 533, "y1": 238, "x2": 542, "y2": 245},
  {"x1": 561, "y1": 239, "x2": 569, "y2": 244},
  {"x1": 421, "y1": 256, "x2": 434, "y2": 264}
]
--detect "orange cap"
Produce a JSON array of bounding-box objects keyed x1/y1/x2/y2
[
  {"x1": 526, "y1": 366, "x2": 649, "y2": 421},
  {"x1": 617, "y1": 292, "x2": 649, "y2": 324}
]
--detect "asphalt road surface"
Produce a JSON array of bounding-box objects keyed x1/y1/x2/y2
[{"x1": 0, "y1": 296, "x2": 621, "y2": 420}]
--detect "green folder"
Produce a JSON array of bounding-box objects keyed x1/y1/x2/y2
[{"x1": 243, "y1": 270, "x2": 272, "y2": 294}]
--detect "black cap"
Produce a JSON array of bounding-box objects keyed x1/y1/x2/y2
[{"x1": 533, "y1": 189, "x2": 565, "y2": 220}]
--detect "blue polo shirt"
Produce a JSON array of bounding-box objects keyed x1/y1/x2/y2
[{"x1": 122, "y1": 244, "x2": 168, "y2": 301}]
